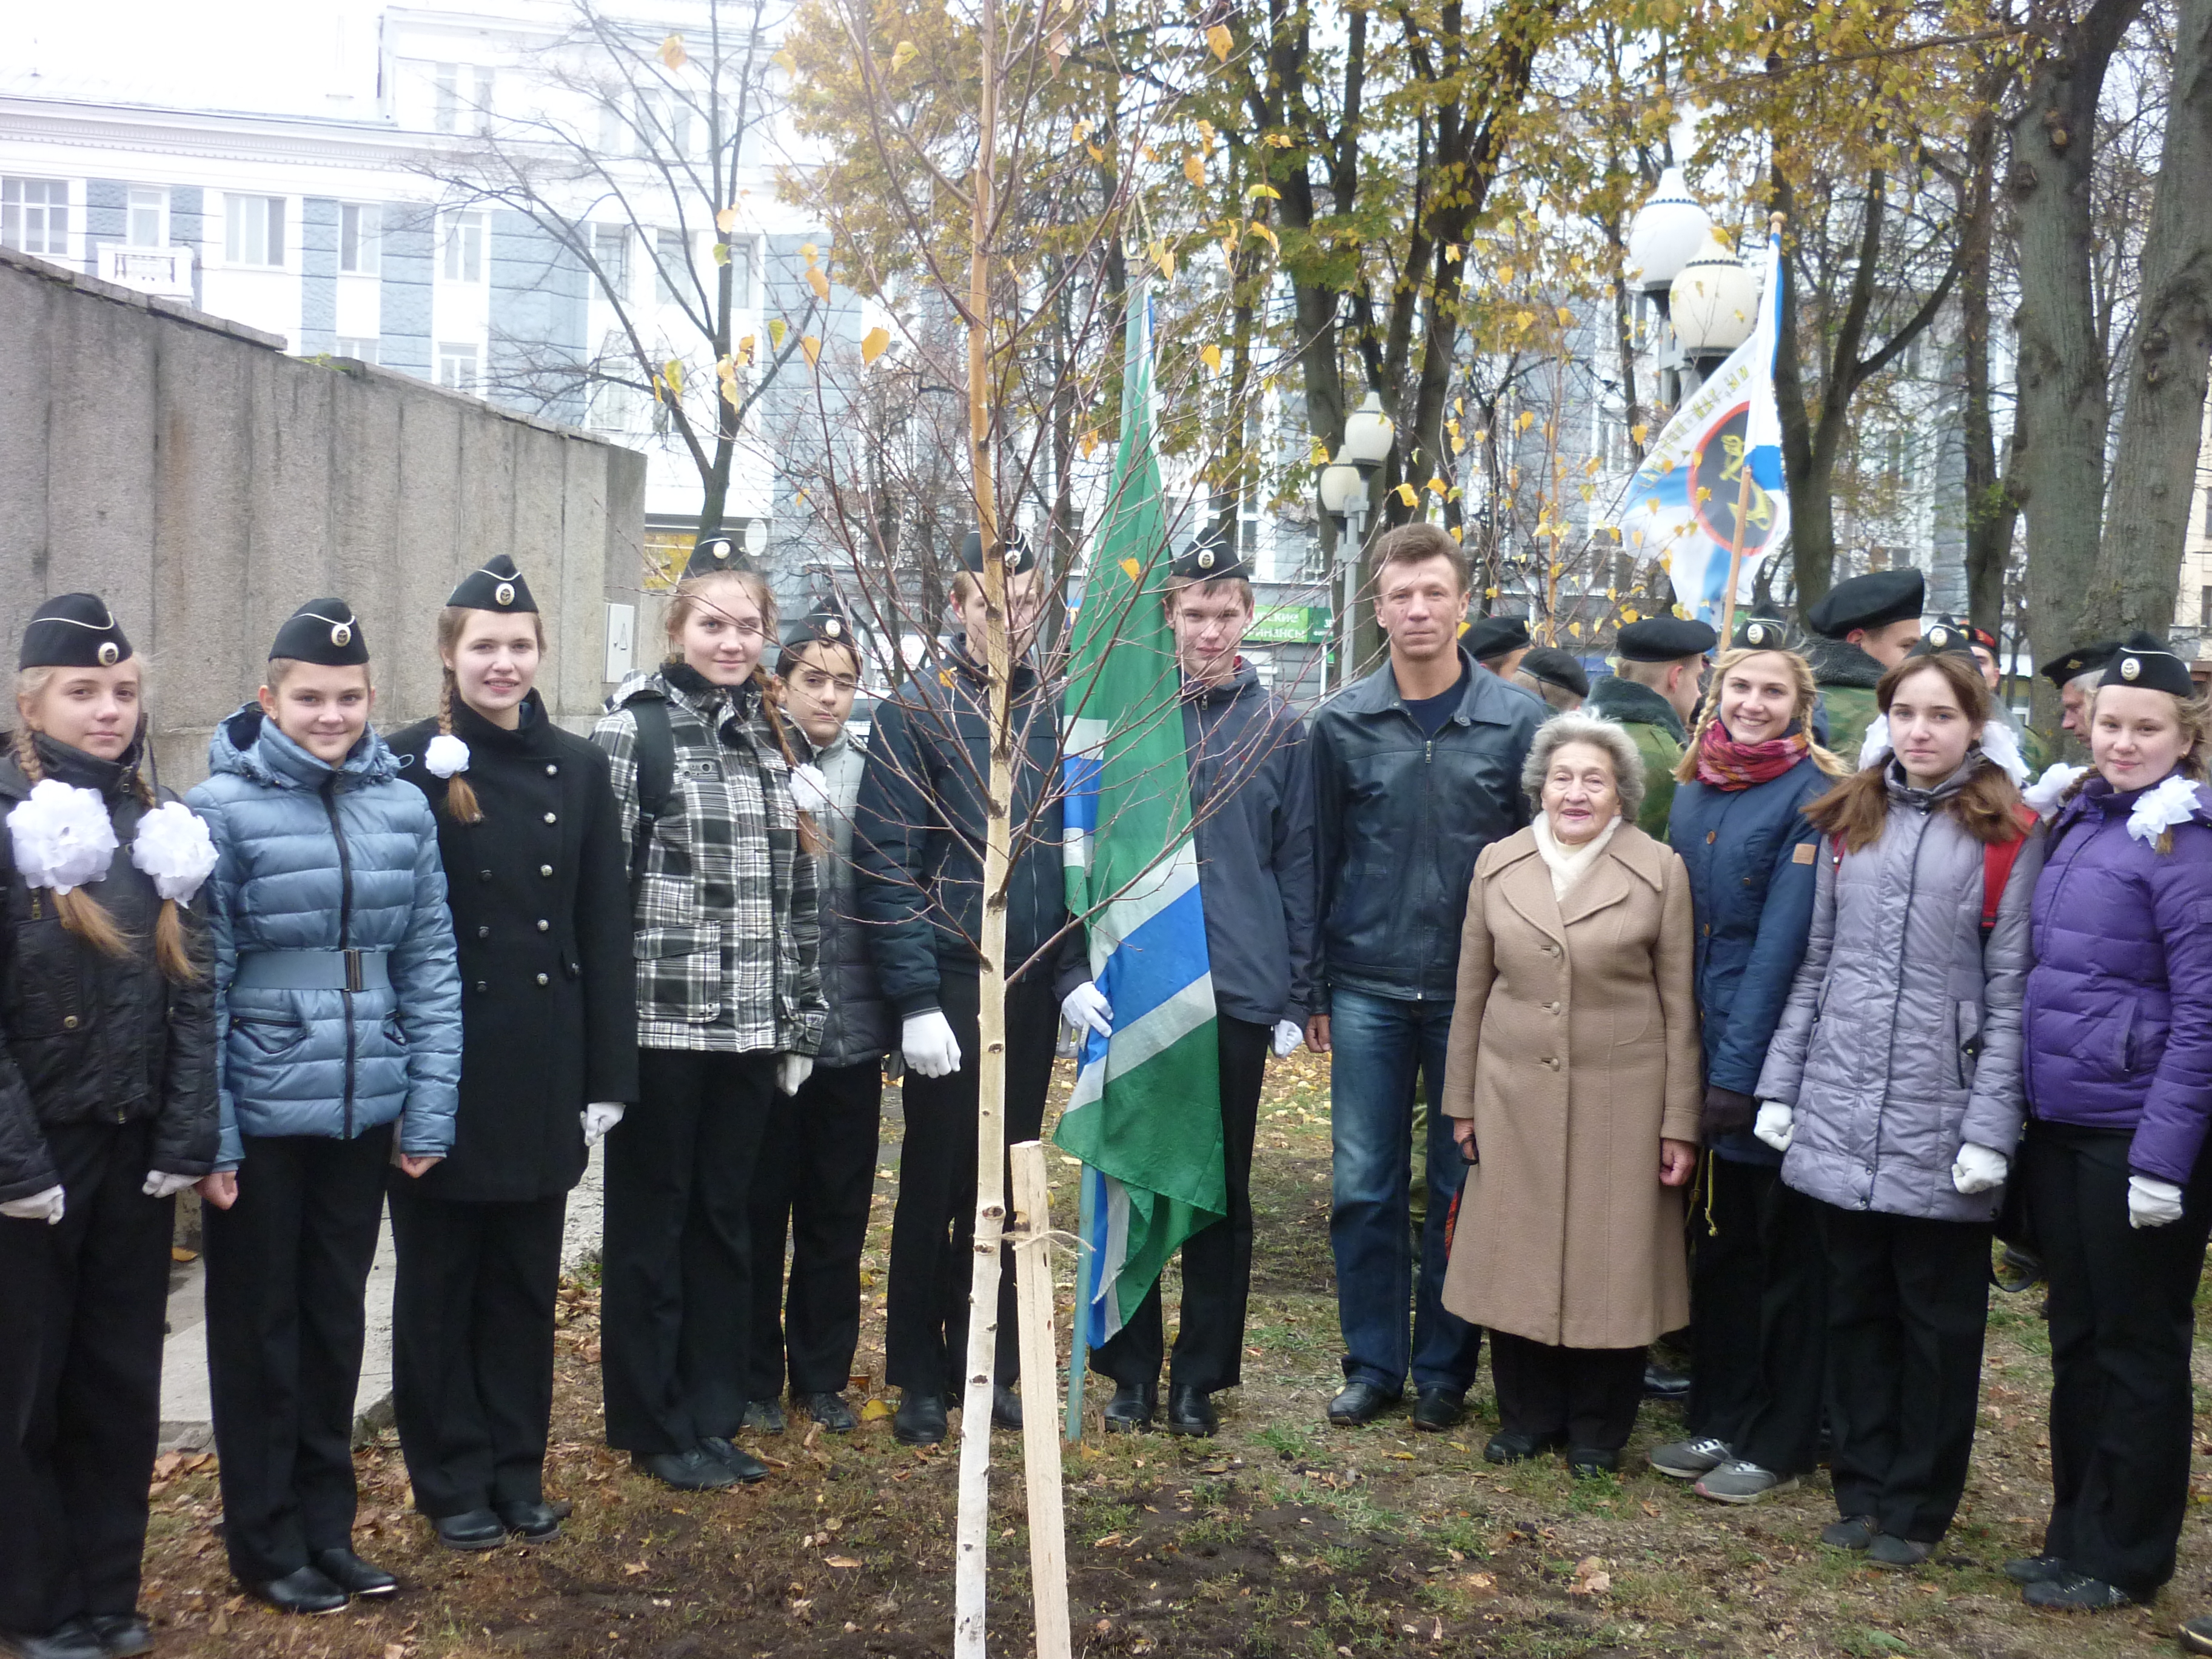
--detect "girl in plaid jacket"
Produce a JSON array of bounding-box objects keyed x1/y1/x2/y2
[{"x1": 589, "y1": 542, "x2": 826, "y2": 1492}]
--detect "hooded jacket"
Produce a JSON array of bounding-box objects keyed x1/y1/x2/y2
[
  {"x1": 1755, "y1": 757, "x2": 2044, "y2": 1222},
  {"x1": 799, "y1": 723, "x2": 893, "y2": 1069},
  {"x1": 0, "y1": 736, "x2": 218, "y2": 1202},
  {"x1": 186, "y1": 706, "x2": 463, "y2": 1168},
  {"x1": 1586, "y1": 674, "x2": 1688, "y2": 839},
  {"x1": 2023, "y1": 771, "x2": 2212, "y2": 1185},
  {"x1": 1803, "y1": 635, "x2": 1886, "y2": 763},
  {"x1": 1309, "y1": 647, "x2": 1544, "y2": 1007}
]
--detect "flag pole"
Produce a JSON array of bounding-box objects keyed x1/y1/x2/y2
[{"x1": 1064, "y1": 1165, "x2": 1095, "y2": 1441}]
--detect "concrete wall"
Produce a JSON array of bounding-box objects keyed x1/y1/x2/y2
[{"x1": 0, "y1": 246, "x2": 646, "y2": 789}]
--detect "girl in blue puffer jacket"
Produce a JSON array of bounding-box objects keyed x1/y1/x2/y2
[{"x1": 185, "y1": 600, "x2": 462, "y2": 1617}]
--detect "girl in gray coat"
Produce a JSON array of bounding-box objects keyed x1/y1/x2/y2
[{"x1": 1755, "y1": 637, "x2": 2042, "y2": 1567}]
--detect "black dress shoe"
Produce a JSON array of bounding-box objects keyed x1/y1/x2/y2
[
  {"x1": 698, "y1": 1436, "x2": 769, "y2": 1484},
  {"x1": 85, "y1": 1615, "x2": 152, "y2": 1658},
  {"x1": 1327, "y1": 1381, "x2": 1396, "y2": 1426},
  {"x1": 1483, "y1": 1429, "x2": 1563, "y2": 1465},
  {"x1": 309, "y1": 1549, "x2": 397, "y2": 1598},
  {"x1": 2023, "y1": 1571, "x2": 2145, "y2": 1610},
  {"x1": 493, "y1": 1499, "x2": 564, "y2": 1542},
  {"x1": 742, "y1": 1397, "x2": 787, "y2": 1434},
  {"x1": 2180, "y1": 1614, "x2": 2212, "y2": 1655},
  {"x1": 0, "y1": 1618, "x2": 107, "y2": 1659},
  {"x1": 1166, "y1": 1384, "x2": 1217, "y2": 1437},
  {"x1": 85, "y1": 1616, "x2": 151, "y2": 1659},
  {"x1": 894, "y1": 1390, "x2": 948, "y2": 1446},
  {"x1": 433, "y1": 1509, "x2": 506, "y2": 1550},
  {"x1": 797, "y1": 1391, "x2": 859, "y2": 1433},
  {"x1": 1641, "y1": 1359, "x2": 1691, "y2": 1400},
  {"x1": 249, "y1": 1566, "x2": 349, "y2": 1615},
  {"x1": 631, "y1": 1447, "x2": 737, "y2": 1490},
  {"x1": 991, "y1": 1383, "x2": 1023, "y2": 1429},
  {"x1": 2002, "y1": 1553, "x2": 2066, "y2": 1584},
  {"x1": 1103, "y1": 1381, "x2": 1157, "y2": 1432},
  {"x1": 1410, "y1": 1387, "x2": 1463, "y2": 1432},
  {"x1": 1566, "y1": 1445, "x2": 1620, "y2": 1478}
]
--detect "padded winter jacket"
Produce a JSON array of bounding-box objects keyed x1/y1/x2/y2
[
  {"x1": 0, "y1": 737, "x2": 218, "y2": 1203},
  {"x1": 800, "y1": 725, "x2": 892, "y2": 1070},
  {"x1": 1755, "y1": 757, "x2": 2044, "y2": 1222},
  {"x1": 2022, "y1": 772, "x2": 2212, "y2": 1185},
  {"x1": 186, "y1": 706, "x2": 463, "y2": 1168}
]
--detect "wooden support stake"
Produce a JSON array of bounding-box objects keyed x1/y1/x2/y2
[{"x1": 1010, "y1": 1140, "x2": 1072, "y2": 1659}]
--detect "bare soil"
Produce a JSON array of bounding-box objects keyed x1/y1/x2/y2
[{"x1": 135, "y1": 1050, "x2": 2212, "y2": 1656}]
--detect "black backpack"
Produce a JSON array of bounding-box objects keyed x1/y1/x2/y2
[{"x1": 626, "y1": 692, "x2": 677, "y2": 904}]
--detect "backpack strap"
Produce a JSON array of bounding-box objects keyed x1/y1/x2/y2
[
  {"x1": 1980, "y1": 803, "x2": 2040, "y2": 936},
  {"x1": 628, "y1": 692, "x2": 677, "y2": 904}
]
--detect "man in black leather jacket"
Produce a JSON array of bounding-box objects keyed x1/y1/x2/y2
[{"x1": 1305, "y1": 524, "x2": 1543, "y2": 1433}]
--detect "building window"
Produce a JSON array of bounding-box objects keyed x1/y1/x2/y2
[
  {"x1": 432, "y1": 64, "x2": 494, "y2": 133},
  {"x1": 437, "y1": 342, "x2": 478, "y2": 391},
  {"x1": 335, "y1": 336, "x2": 379, "y2": 363},
  {"x1": 340, "y1": 204, "x2": 381, "y2": 275},
  {"x1": 1, "y1": 178, "x2": 70, "y2": 256},
  {"x1": 589, "y1": 379, "x2": 639, "y2": 432},
  {"x1": 593, "y1": 224, "x2": 630, "y2": 300},
  {"x1": 2200, "y1": 586, "x2": 2211, "y2": 631},
  {"x1": 126, "y1": 186, "x2": 166, "y2": 248},
  {"x1": 442, "y1": 210, "x2": 484, "y2": 283},
  {"x1": 654, "y1": 229, "x2": 689, "y2": 304},
  {"x1": 224, "y1": 195, "x2": 286, "y2": 266}
]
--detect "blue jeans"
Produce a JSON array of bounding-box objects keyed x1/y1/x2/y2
[{"x1": 1327, "y1": 986, "x2": 1483, "y2": 1396}]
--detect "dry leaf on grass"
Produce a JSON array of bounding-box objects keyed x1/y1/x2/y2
[{"x1": 1569, "y1": 1556, "x2": 1611, "y2": 1597}]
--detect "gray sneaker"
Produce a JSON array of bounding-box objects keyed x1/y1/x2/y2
[
  {"x1": 1648, "y1": 1436, "x2": 1731, "y2": 1480},
  {"x1": 1694, "y1": 1459, "x2": 1800, "y2": 1504}
]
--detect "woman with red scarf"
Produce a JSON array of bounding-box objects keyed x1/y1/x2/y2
[{"x1": 1646, "y1": 646, "x2": 1849, "y2": 1503}]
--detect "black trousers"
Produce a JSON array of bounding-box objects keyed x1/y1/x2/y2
[
  {"x1": 204, "y1": 1124, "x2": 391, "y2": 1584},
  {"x1": 746, "y1": 1059, "x2": 884, "y2": 1398},
  {"x1": 1487, "y1": 1331, "x2": 1645, "y2": 1452},
  {"x1": 1091, "y1": 1016, "x2": 1269, "y2": 1395},
  {"x1": 0, "y1": 1122, "x2": 172, "y2": 1633},
  {"x1": 388, "y1": 1185, "x2": 566, "y2": 1519},
  {"x1": 601, "y1": 1048, "x2": 776, "y2": 1454},
  {"x1": 1686, "y1": 1156, "x2": 1829, "y2": 1475},
  {"x1": 2023, "y1": 1122, "x2": 2212, "y2": 1597},
  {"x1": 1818, "y1": 1202, "x2": 1989, "y2": 1541},
  {"x1": 885, "y1": 970, "x2": 1056, "y2": 1394}
]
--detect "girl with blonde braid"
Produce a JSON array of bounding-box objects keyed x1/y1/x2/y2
[{"x1": 0, "y1": 594, "x2": 218, "y2": 1659}]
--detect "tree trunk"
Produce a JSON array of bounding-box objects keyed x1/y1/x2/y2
[
  {"x1": 2009, "y1": 0, "x2": 2144, "y2": 668},
  {"x1": 2082, "y1": 0, "x2": 2212, "y2": 639},
  {"x1": 1959, "y1": 100, "x2": 2016, "y2": 631}
]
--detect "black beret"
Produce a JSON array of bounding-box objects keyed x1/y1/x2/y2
[
  {"x1": 1731, "y1": 614, "x2": 1793, "y2": 651},
  {"x1": 1169, "y1": 523, "x2": 1250, "y2": 583},
  {"x1": 2042, "y1": 638, "x2": 2120, "y2": 691},
  {"x1": 2101, "y1": 631, "x2": 2196, "y2": 698},
  {"x1": 684, "y1": 533, "x2": 753, "y2": 579},
  {"x1": 445, "y1": 554, "x2": 537, "y2": 614},
  {"x1": 270, "y1": 598, "x2": 369, "y2": 665},
  {"x1": 1907, "y1": 616, "x2": 1980, "y2": 662},
  {"x1": 1616, "y1": 616, "x2": 1717, "y2": 663},
  {"x1": 1519, "y1": 646, "x2": 1589, "y2": 699},
  {"x1": 20, "y1": 592, "x2": 131, "y2": 671},
  {"x1": 1466, "y1": 614, "x2": 1532, "y2": 660},
  {"x1": 959, "y1": 527, "x2": 1036, "y2": 576},
  {"x1": 1805, "y1": 568, "x2": 1924, "y2": 639}
]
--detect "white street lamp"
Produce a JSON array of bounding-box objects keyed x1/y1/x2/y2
[
  {"x1": 1669, "y1": 232, "x2": 1758, "y2": 371},
  {"x1": 1314, "y1": 390, "x2": 1399, "y2": 694},
  {"x1": 1342, "y1": 390, "x2": 1395, "y2": 466},
  {"x1": 1626, "y1": 166, "x2": 1713, "y2": 305}
]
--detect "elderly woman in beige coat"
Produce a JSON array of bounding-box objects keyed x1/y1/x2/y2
[{"x1": 1440, "y1": 712, "x2": 1702, "y2": 1475}]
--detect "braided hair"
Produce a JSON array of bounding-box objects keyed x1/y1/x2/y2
[
  {"x1": 432, "y1": 605, "x2": 550, "y2": 826},
  {"x1": 1670, "y1": 645, "x2": 1850, "y2": 785}
]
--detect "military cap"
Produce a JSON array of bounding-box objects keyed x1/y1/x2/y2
[
  {"x1": 1907, "y1": 616, "x2": 1980, "y2": 662},
  {"x1": 1965, "y1": 623, "x2": 2000, "y2": 656},
  {"x1": 445, "y1": 553, "x2": 538, "y2": 614},
  {"x1": 270, "y1": 598, "x2": 369, "y2": 665},
  {"x1": 1466, "y1": 614, "x2": 1532, "y2": 661},
  {"x1": 959, "y1": 528, "x2": 1036, "y2": 576},
  {"x1": 1519, "y1": 646, "x2": 1589, "y2": 699},
  {"x1": 2102, "y1": 631, "x2": 2196, "y2": 698},
  {"x1": 19, "y1": 592, "x2": 131, "y2": 672},
  {"x1": 1731, "y1": 614, "x2": 1792, "y2": 651},
  {"x1": 2041, "y1": 638, "x2": 2120, "y2": 692},
  {"x1": 684, "y1": 533, "x2": 751, "y2": 579},
  {"x1": 1616, "y1": 616, "x2": 1717, "y2": 663},
  {"x1": 1805, "y1": 568, "x2": 1924, "y2": 640},
  {"x1": 1169, "y1": 522, "x2": 1250, "y2": 583}
]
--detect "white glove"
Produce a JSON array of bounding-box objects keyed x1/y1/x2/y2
[
  {"x1": 1272, "y1": 1019, "x2": 1304, "y2": 1059},
  {"x1": 581, "y1": 1102, "x2": 626, "y2": 1145},
  {"x1": 788, "y1": 762, "x2": 832, "y2": 816},
  {"x1": 777, "y1": 1053, "x2": 814, "y2": 1095},
  {"x1": 0, "y1": 1185, "x2": 65, "y2": 1224},
  {"x1": 2128, "y1": 1173, "x2": 2186, "y2": 1229},
  {"x1": 902, "y1": 1011, "x2": 962, "y2": 1079},
  {"x1": 143, "y1": 1171, "x2": 196, "y2": 1199},
  {"x1": 1062, "y1": 980, "x2": 1114, "y2": 1039},
  {"x1": 1951, "y1": 1142, "x2": 2009, "y2": 1196},
  {"x1": 1753, "y1": 1101, "x2": 1795, "y2": 1153}
]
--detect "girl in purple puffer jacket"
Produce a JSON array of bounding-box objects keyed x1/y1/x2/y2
[{"x1": 2013, "y1": 631, "x2": 2212, "y2": 1615}]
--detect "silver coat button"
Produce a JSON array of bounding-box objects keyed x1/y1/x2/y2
[
  {"x1": 540, "y1": 864, "x2": 554, "y2": 877},
  {"x1": 535, "y1": 973, "x2": 549, "y2": 986},
  {"x1": 537, "y1": 919, "x2": 549, "y2": 932},
  {"x1": 543, "y1": 811, "x2": 557, "y2": 824},
  {"x1": 546, "y1": 763, "x2": 558, "y2": 775}
]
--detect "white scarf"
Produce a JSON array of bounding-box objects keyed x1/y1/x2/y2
[{"x1": 1532, "y1": 813, "x2": 1621, "y2": 900}]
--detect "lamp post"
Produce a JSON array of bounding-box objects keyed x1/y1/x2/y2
[
  {"x1": 1625, "y1": 166, "x2": 1713, "y2": 408},
  {"x1": 1667, "y1": 231, "x2": 1758, "y2": 394},
  {"x1": 1318, "y1": 390, "x2": 1396, "y2": 692}
]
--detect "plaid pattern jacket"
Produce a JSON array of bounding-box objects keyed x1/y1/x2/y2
[{"x1": 593, "y1": 666, "x2": 825, "y2": 1055}]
